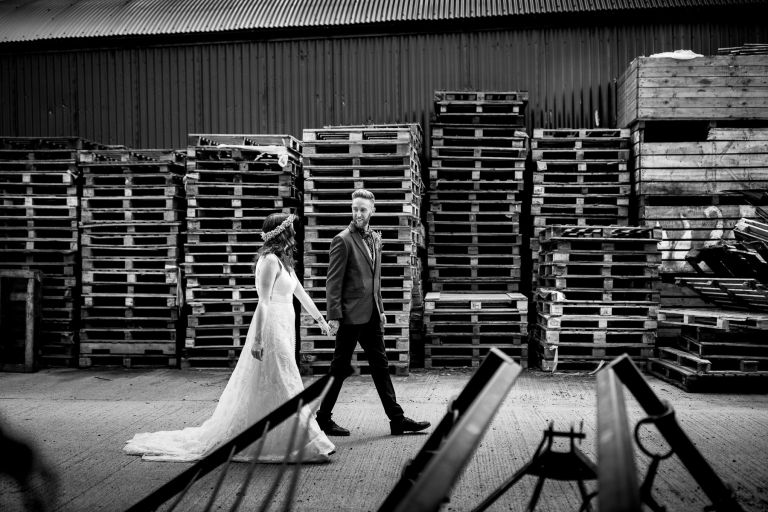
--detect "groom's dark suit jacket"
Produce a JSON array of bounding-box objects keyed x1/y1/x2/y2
[{"x1": 326, "y1": 224, "x2": 385, "y2": 325}]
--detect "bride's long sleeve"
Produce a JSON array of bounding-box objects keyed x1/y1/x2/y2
[
  {"x1": 294, "y1": 279, "x2": 323, "y2": 321},
  {"x1": 253, "y1": 254, "x2": 280, "y2": 340}
]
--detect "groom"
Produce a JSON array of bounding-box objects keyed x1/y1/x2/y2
[{"x1": 317, "y1": 188, "x2": 430, "y2": 436}]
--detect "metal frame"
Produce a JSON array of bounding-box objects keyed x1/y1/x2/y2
[
  {"x1": 596, "y1": 361, "x2": 641, "y2": 512},
  {"x1": 600, "y1": 354, "x2": 744, "y2": 512},
  {"x1": 378, "y1": 347, "x2": 523, "y2": 512}
]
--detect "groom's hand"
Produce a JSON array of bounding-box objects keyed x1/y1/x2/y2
[{"x1": 328, "y1": 320, "x2": 340, "y2": 336}]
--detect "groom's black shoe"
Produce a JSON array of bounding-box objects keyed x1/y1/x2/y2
[
  {"x1": 318, "y1": 418, "x2": 350, "y2": 437},
  {"x1": 390, "y1": 416, "x2": 430, "y2": 435}
]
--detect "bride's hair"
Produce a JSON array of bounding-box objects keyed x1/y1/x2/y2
[{"x1": 254, "y1": 212, "x2": 296, "y2": 271}]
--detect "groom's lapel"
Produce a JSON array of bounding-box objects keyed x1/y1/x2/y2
[{"x1": 349, "y1": 229, "x2": 374, "y2": 270}]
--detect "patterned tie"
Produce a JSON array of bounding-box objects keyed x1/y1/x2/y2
[{"x1": 363, "y1": 230, "x2": 375, "y2": 264}]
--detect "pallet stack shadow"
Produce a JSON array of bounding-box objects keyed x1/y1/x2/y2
[
  {"x1": 534, "y1": 226, "x2": 661, "y2": 371},
  {"x1": 0, "y1": 137, "x2": 102, "y2": 367},
  {"x1": 184, "y1": 135, "x2": 302, "y2": 367},
  {"x1": 618, "y1": 54, "x2": 768, "y2": 326},
  {"x1": 301, "y1": 124, "x2": 424, "y2": 376},
  {"x1": 530, "y1": 129, "x2": 631, "y2": 291},
  {"x1": 78, "y1": 149, "x2": 185, "y2": 367},
  {"x1": 425, "y1": 90, "x2": 529, "y2": 368}
]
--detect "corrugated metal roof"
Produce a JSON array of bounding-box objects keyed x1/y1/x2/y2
[{"x1": 0, "y1": 0, "x2": 761, "y2": 43}]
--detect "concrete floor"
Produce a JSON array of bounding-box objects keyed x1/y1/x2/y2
[{"x1": 1, "y1": 367, "x2": 767, "y2": 512}]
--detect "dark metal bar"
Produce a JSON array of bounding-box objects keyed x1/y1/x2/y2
[
  {"x1": 379, "y1": 348, "x2": 522, "y2": 512},
  {"x1": 596, "y1": 366, "x2": 641, "y2": 512},
  {"x1": 606, "y1": 355, "x2": 744, "y2": 512},
  {"x1": 125, "y1": 374, "x2": 333, "y2": 512},
  {"x1": 380, "y1": 346, "x2": 512, "y2": 510}
]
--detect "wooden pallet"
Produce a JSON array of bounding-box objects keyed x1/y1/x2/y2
[
  {"x1": 80, "y1": 328, "x2": 178, "y2": 343},
  {"x1": 436, "y1": 101, "x2": 525, "y2": 116},
  {"x1": 658, "y1": 307, "x2": 768, "y2": 330},
  {"x1": 424, "y1": 343, "x2": 527, "y2": 369},
  {"x1": 79, "y1": 354, "x2": 177, "y2": 368},
  {"x1": 188, "y1": 144, "x2": 302, "y2": 164},
  {"x1": 425, "y1": 292, "x2": 527, "y2": 311},
  {"x1": 434, "y1": 90, "x2": 528, "y2": 102},
  {"x1": 532, "y1": 203, "x2": 629, "y2": 217},
  {"x1": 432, "y1": 135, "x2": 527, "y2": 151},
  {"x1": 83, "y1": 294, "x2": 178, "y2": 309},
  {"x1": 189, "y1": 133, "x2": 302, "y2": 151},
  {"x1": 534, "y1": 128, "x2": 629, "y2": 139},
  {"x1": 675, "y1": 277, "x2": 768, "y2": 311},
  {"x1": 538, "y1": 262, "x2": 659, "y2": 278},
  {"x1": 538, "y1": 275, "x2": 661, "y2": 291},
  {"x1": 535, "y1": 343, "x2": 651, "y2": 372},
  {"x1": 677, "y1": 335, "x2": 768, "y2": 359},
  {"x1": 541, "y1": 250, "x2": 660, "y2": 265},
  {"x1": 533, "y1": 216, "x2": 630, "y2": 228},
  {"x1": 434, "y1": 112, "x2": 526, "y2": 127},
  {"x1": 540, "y1": 225, "x2": 659, "y2": 241},
  {"x1": 540, "y1": 305, "x2": 656, "y2": 328},
  {"x1": 536, "y1": 340, "x2": 653, "y2": 360},
  {"x1": 431, "y1": 124, "x2": 525, "y2": 139},
  {"x1": 304, "y1": 142, "x2": 413, "y2": 158},
  {"x1": 186, "y1": 214, "x2": 293, "y2": 232},
  {"x1": 429, "y1": 266, "x2": 521, "y2": 280},
  {"x1": 646, "y1": 357, "x2": 768, "y2": 393},
  {"x1": 430, "y1": 281, "x2": 520, "y2": 293},
  {"x1": 429, "y1": 175, "x2": 524, "y2": 192},
  {"x1": 299, "y1": 348, "x2": 410, "y2": 375}
]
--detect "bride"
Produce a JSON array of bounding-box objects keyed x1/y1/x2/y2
[{"x1": 124, "y1": 213, "x2": 336, "y2": 463}]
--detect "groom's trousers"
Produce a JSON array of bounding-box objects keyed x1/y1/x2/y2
[{"x1": 317, "y1": 307, "x2": 405, "y2": 422}]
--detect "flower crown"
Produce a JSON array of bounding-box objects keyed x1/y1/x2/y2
[{"x1": 261, "y1": 214, "x2": 296, "y2": 242}]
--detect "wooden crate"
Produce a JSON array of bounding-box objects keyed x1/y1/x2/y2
[{"x1": 618, "y1": 55, "x2": 768, "y2": 127}]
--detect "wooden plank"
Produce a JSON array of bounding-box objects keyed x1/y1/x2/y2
[{"x1": 635, "y1": 140, "x2": 768, "y2": 155}]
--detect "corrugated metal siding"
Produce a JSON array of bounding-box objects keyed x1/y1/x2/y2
[
  {"x1": 1, "y1": 20, "x2": 766, "y2": 146},
  {"x1": 0, "y1": 0, "x2": 763, "y2": 42}
]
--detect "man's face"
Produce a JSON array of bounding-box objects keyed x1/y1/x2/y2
[{"x1": 352, "y1": 197, "x2": 375, "y2": 231}]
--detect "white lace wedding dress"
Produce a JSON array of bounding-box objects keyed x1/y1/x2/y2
[{"x1": 124, "y1": 254, "x2": 335, "y2": 463}]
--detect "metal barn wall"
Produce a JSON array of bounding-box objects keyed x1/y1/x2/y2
[{"x1": 1, "y1": 20, "x2": 766, "y2": 148}]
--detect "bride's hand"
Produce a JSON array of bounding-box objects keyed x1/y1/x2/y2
[
  {"x1": 251, "y1": 341, "x2": 264, "y2": 360},
  {"x1": 319, "y1": 319, "x2": 332, "y2": 337}
]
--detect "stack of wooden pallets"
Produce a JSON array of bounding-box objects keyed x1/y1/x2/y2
[
  {"x1": 0, "y1": 137, "x2": 106, "y2": 367},
  {"x1": 530, "y1": 128, "x2": 631, "y2": 289},
  {"x1": 423, "y1": 292, "x2": 528, "y2": 368},
  {"x1": 300, "y1": 124, "x2": 424, "y2": 376},
  {"x1": 651, "y1": 308, "x2": 768, "y2": 392},
  {"x1": 534, "y1": 226, "x2": 661, "y2": 371},
  {"x1": 428, "y1": 91, "x2": 528, "y2": 294},
  {"x1": 184, "y1": 134, "x2": 302, "y2": 368},
  {"x1": 78, "y1": 149, "x2": 185, "y2": 368},
  {"x1": 424, "y1": 90, "x2": 529, "y2": 368}
]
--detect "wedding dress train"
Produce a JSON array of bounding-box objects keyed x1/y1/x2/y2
[{"x1": 124, "y1": 255, "x2": 335, "y2": 463}]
